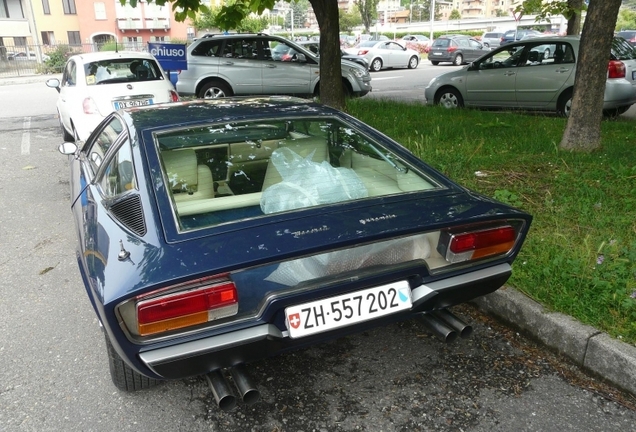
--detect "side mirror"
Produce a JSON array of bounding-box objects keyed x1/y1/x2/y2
[
  {"x1": 467, "y1": 62, "x2": 478, "y2": 71},
  {"x1": 58, "y1": 142, "x2": 78, "y2": 156},
  {"x1": 296, "y1": 53, "x2": 307, "y2": 63},
  {"x1": 46, "y1": 78, "x2": 61, "y2": 93}
]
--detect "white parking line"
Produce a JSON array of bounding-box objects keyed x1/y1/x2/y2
[{"x1": 21, "y1": 117, "x2": 31, "y2": 155}]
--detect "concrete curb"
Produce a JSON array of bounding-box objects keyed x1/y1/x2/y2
[{"x1": 473, "y1": 286, "x2": 636, "y2": 396}]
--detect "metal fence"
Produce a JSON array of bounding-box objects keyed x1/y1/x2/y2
[{"x1": 0, "y1": 41, "x2": 154, "y2": 78}]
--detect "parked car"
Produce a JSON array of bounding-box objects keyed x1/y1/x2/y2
[
  {"x1": 425, "y1": 35, "x2": 636, "y2": 117},
  {"x1": 45, "y1": 51, "x2": 179, "y2": 142},
  {"x1": 427, "y1": 35, "x2": 489, "y2": 66},
  {"x1": 500, "y1": 29, "x2": 542, "y2": 46},
  {"x1": 297, "y1": 40, "x2": 369, "y2": 69},
  {"x1": 57, "y1": 96, "x2": 532, "y2": 410},
  {"x1": 401, "y1": 34, "x2": 431, "y2": 47},
  {"x1": 176, "y1": 33, "x2": 372, "y2": 99},
  {"x1": 346, "y1": 40, "x2": 420, "y2": 72},
  {"x1": 617, "y1": 30, "x2": 636, "y2": 46},
  {"x1": 7, "y1": 51, "x2": 50, "y2": 61},
  {"x1": 480, "y1": 31, "x2": 505, "y2": 49}
]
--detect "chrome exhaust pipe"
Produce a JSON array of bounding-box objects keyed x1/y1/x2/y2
[
  {"x1": 419, "y1": 313, "x2": 458, "y2": 343},
  {"x1": 432, "y1": 309, "x2": 473, "y2": 339},
  {"x1": 205, "y1": 370, "x2": 237, "y2": 412},
  {"x1": 230, "y1": 364, "x2": 260, "y2": 405}
]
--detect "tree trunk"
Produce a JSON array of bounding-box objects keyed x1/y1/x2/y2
[
  {"x1": 566, "y1": 0, "x2": 583, "y2": 35},
  {"x1": 311, "y1": 0, "x2": 345, "y2": 111},
  {"x1": 560, "y1": 0, "x2": 622, "y2": 151}
]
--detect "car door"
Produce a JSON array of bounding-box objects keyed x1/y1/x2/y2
[
  {"x1": 261, "y1": 38, "x2": 313, "y2": 95},
  {"x1": 385, "y1": 41, "x2": 406, "y2": 67},
  {"x1": 217, "y1": 37, "x2": 262, "y2": 95},
  {"x1": 467, "y1": 38, "x2": 486, "y2": 62},
  {"x1": 464, "y1": 45, "x2": 524, "y2": 107},
  {"x1": 57, "y1": 60, "x2": 79, "y2": 135},
  {"x1": 514, "y1": 42, "x2": 575, "y2": 108}
]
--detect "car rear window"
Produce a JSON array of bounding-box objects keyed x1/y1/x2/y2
[
  {"x1": 156, "y1": 117, "x2": 441, "y2": 231},
  {"x1": 611, "y1": 37, "x2": 636, "y2": 60},
  {"x1": 84, "y1": 58, "x2": 163, "y2": 85},
  {"x1": 432, "y1": 39, "x2": 451, "y2": 47}
]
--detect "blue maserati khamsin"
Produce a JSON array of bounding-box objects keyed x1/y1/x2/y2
[{"x1": 59, "y1": 96, "x2": 532, "y2": 411}]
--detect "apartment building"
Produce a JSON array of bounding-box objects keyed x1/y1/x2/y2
[{"x1": 0, "y1": 0, "x2": 191, "y2": 52}]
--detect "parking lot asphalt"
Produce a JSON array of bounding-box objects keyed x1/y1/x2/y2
[{"x1": 4, "y1": 72, "x2": 636, "y2": 398}]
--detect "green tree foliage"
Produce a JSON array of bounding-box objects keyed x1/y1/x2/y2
[
  {"x1": 398, "y1": 1, "x2": 441, "y2": 21},
  {"x1": 339, "y1": 9, "x2": 362, "y2": 33},
  {"x1": 449, "y1": 9, "x2": 461, "y2": 20},
  {"x1": 285, "y1": 0, "x2": 310, "y2": 29},
  {"x1": 191, "y1": 4, "x2": 268, "y2": 33},
  {"x1": 616, "y1": 7, "x2": 636, "y2": 30},
  {"x1": 354, "y1": 0, "x2": 380, "y2": 33},
  {"x1": 516, "y1": 0, "x2": 586, "y2": 34}
]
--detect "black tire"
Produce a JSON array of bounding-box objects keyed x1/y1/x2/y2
[
  {"x1": 453, "y1": 54, "x2": 464, "y2": 66},
  {"x1": 370, "y1": 58, "x2": 383, "y2": 72},
  {"x1": 434, "y1": 87, "x2": 464, "y2": 109},
  {"x1": 198, "y1": 80, "x2": 233, "y2": 99},
  {"x1": 408, "y1": 55, "x2": 419, "y2": 69},
  {"x1": 556, "y1": 88, "x2": 573, "y2": 117},
  {"x1": 105, "y1": 332, "x2": 160, "y2": 391},
  {"x1": 431, "y1": 61, "x2": 439, "y2": 66},
  {"x1": 60, "y1": 120, "x2": 73, "y2": 142},
  {"x1": 603, "y1": 106, "x2": 630, "y2": 118}
]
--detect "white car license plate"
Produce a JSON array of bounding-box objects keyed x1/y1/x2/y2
[
  {"x1": 113, "y1": 99, "x2": 153, "y2": 110},
  {"x1": 433, "y1": 52, "x2": 442, "y2": 55},
  {"x1": 285, "y1": 280, "x2": 412, "y2": 338}
]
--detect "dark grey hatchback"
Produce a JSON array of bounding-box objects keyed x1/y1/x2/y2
[{"x1": 428, "y1": 35, "x2": 489, "y2": 66}]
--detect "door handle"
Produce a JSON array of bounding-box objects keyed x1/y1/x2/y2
[
  {"x1": 503, "y1": 71, "x2": 516, "y2": 76},
  {"x1": 222, "y1": 61, "x2": 234, "y2": 65},
  {"x1": 556, "y1": 68, "x2": 570, "y2": 73},
  {"x1": 265, "y1": 64, "x2": 277, "y2": 68}
]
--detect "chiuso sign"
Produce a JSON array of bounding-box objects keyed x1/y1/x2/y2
[{"x1": 148, "y1": 42, "x2": 187, "y2": 71}]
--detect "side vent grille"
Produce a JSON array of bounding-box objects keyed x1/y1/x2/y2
[{"x1": 110, "y1": 194, "x2": 147, "y2": 237}]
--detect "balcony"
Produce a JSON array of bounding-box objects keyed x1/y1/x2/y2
[
  {"x1": 145, "y1": 17, "x2": 170, "y2": 30},
  {"x1": 117, "y1": 18, "x2": 143, "y2": 31}
]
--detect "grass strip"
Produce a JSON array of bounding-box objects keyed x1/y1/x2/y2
[{"x1": 347, "y1": 98, "x2": 636, "y2": 344}]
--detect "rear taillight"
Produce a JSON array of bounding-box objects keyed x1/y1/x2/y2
[
  {"x1": 169, "y1": 90, "x2": 180, "y2": 102},
  {"x1": 358, "y1": 49, "x2": 369, "y2": 55},
  {"x1": 437, "y1": 224, "x2": 517, "y2": 264},
  {"x1": 608, "y1": 60, "x2": 626, "y2": 79},
  {"x1": 447, "y1": 46, "x2": 458, "y2": 53},
  {"x1": 135, "y1": 276, "x2": 238, "y2": 336},
  {"x1": 82, "y1": 97, "x2": 97, "y2": 114}
]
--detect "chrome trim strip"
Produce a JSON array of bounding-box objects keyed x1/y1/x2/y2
[
  {"x1": 139, "y1": 264, "x2": 511, "y2": 369},
  {"x1": 411, "y1": 263, "x2": 511, "y2": 305},
  {"x1": 140, "y1": 324, "x2": 283, "y2": 367}
]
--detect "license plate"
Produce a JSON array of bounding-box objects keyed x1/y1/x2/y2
[
  {"x1": 285, "y1": 280, "x2": 412, "y2": 338},
  {"x1": 113, "y1": 99, "x2": 153, "y2": 110},
  {"x1": 433, "y1": 52, "x2": 442, "y2": 55}
]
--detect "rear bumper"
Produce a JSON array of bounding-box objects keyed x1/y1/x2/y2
[
  {"x1": 139, "y1": 263, "x2": 511, "y2": 379},
  {"x1": 603, "y1": 79, "x2": 636, "y2": 109}
]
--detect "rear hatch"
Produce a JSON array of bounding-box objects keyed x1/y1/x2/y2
[
  {"x1": 612, "y1": 36, "x2": 636, "y2": 87},
  {"x1": 83, "y1": 57, "x2": 176, "y2": 117}
]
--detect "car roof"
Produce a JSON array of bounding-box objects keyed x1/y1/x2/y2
[
  {"x1": 69, "y1": 51, "x2": 157, "y2": 63},
  {"x1": 122, "y1": 96, "x2": 328, "y2": 132}
]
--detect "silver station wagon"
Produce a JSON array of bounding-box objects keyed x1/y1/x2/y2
[{"x1": 425, "y1": 35, "x2": 636, "y2": 117}]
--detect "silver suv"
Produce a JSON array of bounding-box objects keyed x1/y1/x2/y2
[{"x1": 177, "y1": 33, "x2": 372, "y2": 99}]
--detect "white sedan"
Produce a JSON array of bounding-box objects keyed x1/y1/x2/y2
[
  {"x1": 346, "y1": 40, "x2": 420, "y2": 72},
  {"x1": 46, "y1": 51, "x2": 179, "y2": 141}
]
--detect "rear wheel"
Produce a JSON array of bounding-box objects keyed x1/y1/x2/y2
[
  {"x1": 556, "y1": 88, "x2": 573, "y2": 117},
  {"x1": 431, "y1": 61, "x2": 439, "y2": 66},
  {"x1": 105, "y1": 332, "x2": 160, "y2": 391},
  {"x1": 370, "y1": 58, "x2": 383, "y2": 72},
  {"x1": 434, "y1": 87, "x2": 464, "y2": 109},
  {"x1": 198, "y1": 81, "x2": 233, "y2": 99},
  {"x1": 603, "y1": 106, "x2": 630, "y2": 118},
  {"x1": 453, "y1": 54, "x2": 464, "y2": 66},
  {"x1": 408, "y1": 56, "x2": 419, "y2": 69}
]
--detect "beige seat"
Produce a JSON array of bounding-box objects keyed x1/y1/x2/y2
[
  {"x1": 261, "y1": 136, "x2": 329, "y2": 190},
  {"x1": 161, "y1": 149, "x2": 215, "y2": 204}
]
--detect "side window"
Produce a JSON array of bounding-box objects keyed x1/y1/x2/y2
[
  {"x1": 223, "y1": 38, "x2": 258, "y2": 59},
  {"x1": 86, "y1": 117, "x2": 124, "y2": 174},
  {"x1": 469, "y1": 39, "x2": 481, "y2": 49},
  {"x1": 97, "y1": 138, "x2": 136, "y2": 197},
  {"x1": 191, "y1": 39, "x2": 223, "y2": 57},
  {"x1": 62, "y1": 60, "x2": 76, "y2": 86},
  {"x1": 457, "y1": 38, "x2": 469, "y2": 48},
  {"x1": 478, "y1": 45, "x2": 525, "y2": 69}
]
